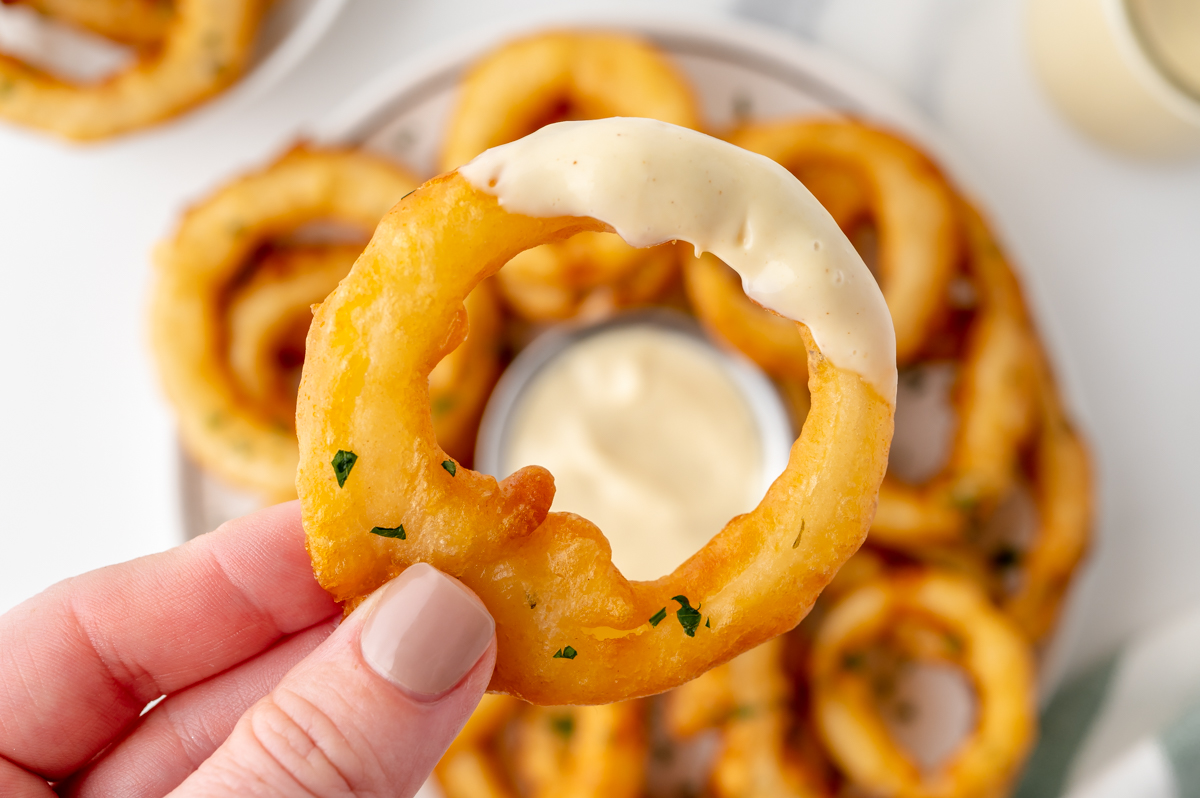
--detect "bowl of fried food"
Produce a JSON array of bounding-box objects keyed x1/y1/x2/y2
[
  {"x1": 0, "y1": 0, "x2": 347, "y2": 140},
  {"x1": 150, "y1": 19, "x2": 1091, "y2": 798}
]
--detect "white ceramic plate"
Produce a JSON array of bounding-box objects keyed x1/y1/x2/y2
[{"x1": 183, "y1": 12, "x2": 1085, "y2": 684}]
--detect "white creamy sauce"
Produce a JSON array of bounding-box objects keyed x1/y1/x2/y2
[
  {"x1": 461, "y1": 117, "x2": 897, "y2": 403},
  {"x1": 501, "y1": 326, "x2": 764, "y2": 582},
  {"x1": 1128, "y1": 0, "x2": 1200, "y2": 98}
]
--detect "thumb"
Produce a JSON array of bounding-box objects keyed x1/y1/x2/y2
[{"x1": 172, "y1": 563, "x2": 496, "y2": 798}]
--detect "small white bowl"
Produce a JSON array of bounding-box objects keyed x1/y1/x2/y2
[{"x1": 1028, "y1": 0, "x2": 1200, "y2": 159}]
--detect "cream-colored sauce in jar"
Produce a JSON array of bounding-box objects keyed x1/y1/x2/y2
[
  {"x1": 461, "y1": 117, "x2": 897, "y2": 403},
  {"x1": 500, "y1": 325, "x2": 766, "y2": 582}
]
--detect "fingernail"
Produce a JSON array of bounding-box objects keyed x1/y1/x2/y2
[{"x1": 360, "y1": 563, "x2": 495, "y2": 698}]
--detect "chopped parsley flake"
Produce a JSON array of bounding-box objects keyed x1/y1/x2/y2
[
  {"x1": 401, "y1": 188, "x2": 417, "y2": 201},
  {"x1": 649, "y1": 608, "x2": 667, "y2": 627},
  {"x1": 842, "y1": 652, "x2": 866, "y2": 671},
  {"x1": 331, "y1": 449, "x2": 357, "y2": 487},
  {"x1": 553, "y1": 646, "x2": 577, "y2": 660},
  {"x1": 432, "y1": 395, "x2": 456, "y2": 416},
  {"x1": 441, "y1": 459, "x2": 457, "y2": 476},
  {"x1": 370, "y1": 525, "x2": 405, "y2": 539},
  {"x1": 672, "y1": 596, "x2": 702, "y2": 637},
  {"x1": 705, "y1": 617, "x2": 711, "y2": 628}
]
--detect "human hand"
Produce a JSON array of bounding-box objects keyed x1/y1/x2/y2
[{"x1": 0, "y1": 502, "x2": 496, "y2": 797}]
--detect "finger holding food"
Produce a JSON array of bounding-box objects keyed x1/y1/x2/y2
[
  {"x1": 0, "y1": 0, "x2": 261, "y2": 139},
  {"x1": 296, "y1": 118, "x2": 896, "y2": 704},
  {"x1": 811, "y1": 570, "x2": 1036, "y2": 798}
]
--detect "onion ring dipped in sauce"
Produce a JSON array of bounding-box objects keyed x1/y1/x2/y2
[
  {"x1": 811, "y1": 569, "x2": 1036, "y2": 798},
  {"x1": 440, "y1": 31, "x2": 702, "y2": 322},
  {"x1": 0, "y1": 0, "x2": 262, "y2": 140},
  {"x1": 151, "y1": 148, "x2": 421, "y2": 501},
  {"x1": 297, "y1": 118, "x2": 897, "y2": 704}
]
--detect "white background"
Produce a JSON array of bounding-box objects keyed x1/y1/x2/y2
[{"x1": 1, "y1": 0, "x2": 1198, "y2": 680}]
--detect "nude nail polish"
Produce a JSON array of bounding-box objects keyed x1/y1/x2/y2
[{"x1": 360, "y1": 563, "x2": 495, "y2": 698}]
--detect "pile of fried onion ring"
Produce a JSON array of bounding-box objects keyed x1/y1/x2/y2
[
  {"x1": 295, "y1": 159, "x2": 895, "y2": 704},
  {"x1": 0, "y1": 0, "x2": 263, "y2": 140}
]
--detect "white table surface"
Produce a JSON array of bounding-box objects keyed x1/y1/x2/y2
[{"x1": 1, "y1": 0, "x2": 1198, "y2": 681}]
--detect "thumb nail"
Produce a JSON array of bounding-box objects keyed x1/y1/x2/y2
[{"x1": 360, "y1": 563, "x2": 495, "y2": 698}]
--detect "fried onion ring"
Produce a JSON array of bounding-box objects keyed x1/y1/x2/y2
[
  {"x1": 1002, "y1": 354, "x2": 1092, "y2": 641},
  {"x1": 512, "y1": 702, "x2": 645, "y2": 798},
  {"x1": 0, "y1": 0, "x2": 262, "y2": 140},
  {"x1": 870, "y1": 205, "x2": 1042, "y2": 548},
  {"x1": 4, "y1": 0, "x2": 173, "y2": 47},
  {"x1": 226, "y1": 244, "x2": 362, "y2": 430},
  {"x1": 296, "y1": 120, "x2": 896, "y2": 704},
  {"x1": 441, "y1": 30, "x2": 700, "y2": 322},
  {"x1": 811, "y1": 570, "x2": 1036, "y2": 798},
  {"x1": 435, "y1": 694, "x2": 522, "y2": 798},
  {"x1": 151, "y1": 147, "x2": 418, "y2": 500},
  {"x1": 726, "y1": 120, "x2": 960, "y2": 364},
  {"x1": 440, "y1": 31, "x2": 701, "y2": 171}
]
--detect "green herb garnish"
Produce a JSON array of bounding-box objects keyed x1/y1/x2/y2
[
  {"x1": 431, "y1": 395, "x2": 456, "y2": 416},
  {"x1": 442, "y1": 459, "x2": 457, "y2": 476},
  {"x1": 842, "y1": 652, "x2": 866, "y2": 671},
  {"x1": 649, "y1": 607, "x2": 667, "y2": 627},
  {"x1": 705, "y1": 617, "x2": 711, "y2": 628},
  {"x1": 550, "y1": 715, "x2": 575, "y2": 739},
  {"x1": 370, "y1": 525, "x2": 405, "y2": 539},
  {"x1": 331, "y1": 449, "x2": 357, "y2": 487},
  {"x1": 672, "y1": 596, "x2": 702, "y2": 637},
  {"x1": 553, "y1": 646, "x2": 577, "y2": 660},
  {"x1": 401, "y1": 188, "x2": 417, "y2": 201}
]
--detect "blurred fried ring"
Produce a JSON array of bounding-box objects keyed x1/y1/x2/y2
[
  {"x1": 296, "y1": 171, "x2": 894, "y2": 704},
  {"x1": 512, "y1": 702, "x2": 645, "y2": 798},
  {"x1": 870, "y1": 205, "x2": 1042, "y2": 548},
  {"x1": 5, "y1": 0, "x2": 173, "y2": 46},
  {"x1": 812, "y1": 570, "x2": 1036, "y2": 798},
  {"x1": 441, "y1": 31, "x2": 700, "y2": 321},
  {"x1": 151, "y1": 147, "x2": 418, "y2": 500},
  {"x1": 0, "y1": 0, "x2": 261, "y2": 140},
  {"x1": 435, "y1": 694, "x2": 522, "y2": 798}
]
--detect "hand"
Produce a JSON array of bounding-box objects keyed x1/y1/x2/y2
[{"x1": 0, "y1": 502, "x2": 496, "y2": 797}]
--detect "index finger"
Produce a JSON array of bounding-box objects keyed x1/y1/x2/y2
[{"x1": 0, "y1": 501, "x2": 339, "y2": 779}]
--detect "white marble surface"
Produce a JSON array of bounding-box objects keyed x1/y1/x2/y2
[{"x1": 1, "y1": 0, "x2": 1198, "y2": 683}]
